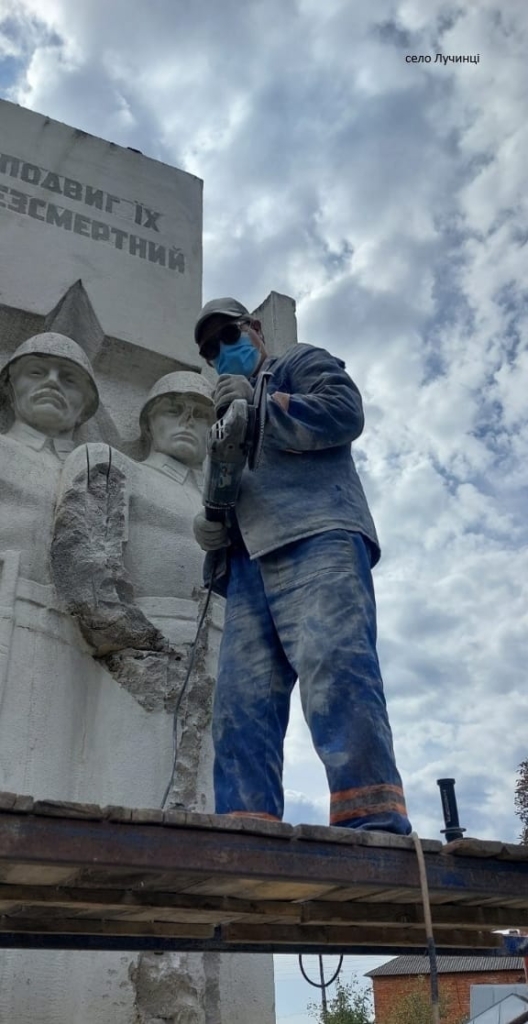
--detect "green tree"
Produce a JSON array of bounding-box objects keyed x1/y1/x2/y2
[
  {"x1": 307, "y1": 977, "x2": 373, "y2": 1023},
  {"x1": 515, "y1": 759, "x2": 528, "y2": 843},
  {"x1": 384, "y1": 977, "x2": 468, "y2": 1024}
]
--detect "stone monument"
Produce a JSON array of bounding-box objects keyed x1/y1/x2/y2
[{"x1": 0, "y1": 97, "x2": 299, "y2": 1024}]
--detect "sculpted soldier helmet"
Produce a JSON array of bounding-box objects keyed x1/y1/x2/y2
[
  {"x1": 139, "y1": 371, "x2": 214, "y2": 437},
  {"x1": 0, "y1": 332, "x2": 99, "y2": 423}
]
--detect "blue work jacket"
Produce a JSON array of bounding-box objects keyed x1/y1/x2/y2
[{"x1": 206, "y1": 343, "x2": 380, "y2": 595}]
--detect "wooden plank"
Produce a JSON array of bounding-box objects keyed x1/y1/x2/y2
[
  {"x1": 218, "y1": 880, "x2": 337, "y2": 901},
  {"x1": 300, "y1": 901, "x2": 528, "y2": 931},
  {"x1": 5, "y1": 905, "x2": 68, "y2": 921},
  {"x1": 68, "y1": 906, "x2": 221, "y2": 924},
  {"x1": 223, "y1": 922, "x2": 503, "y2": 950},
  {"x1": 0, "y1": 811, "x2": 434, "y2": 888},
  {"x1": 317, "y1": 886, "x2": 388, "y2": 903},
  {"x1": 0, "y1": 930, "x2": 502, "y2": 955},
  {"x1": 442, "y1": 839, "x2": 506, "y2": 858},
  {"x1": 104, "y1": 806, "x2": 133, "y2": 823},
  {"x1": 33, "y1": 800, "x2": 104, "y2": 821},
  {"x1": 2, "y1": 886, "x2": 523, "y2": 934},
  {"x1": 0, "y1": 793, "x2": 17, "y2": 811},
  {"x1": 0, "y1": 865, "x2": 79, "y2": 886},
  {"x1": 0, "y1": 792, "x2": 34, "y2": 813},
  {"x1": 442, "y1": 838, "x2": 528, "y2": 863},
  {"x1": 5, "y1": 897, "x2": 523, "y2": 934},
  {"x1": 13, "y1": 796, "x2": 34, "y2": 813},
  {"x1": 355, "y1": 887, "x2": 418, "y2": 904},
  {"x1": 72, "y1": 868, "x2": 206, "y2": 893},
  {"x1": 498, "y1": 843, "x2": 528, "y2": 862},
  {"x1": 130, "y1": 809, "x2": 166, "y2": 825},
  {"x1": 177, "y1": 877, "x2": 267, "y2": 898},
  {"x1": 162, "y1": 810, "x2": 295, "y2": 838},
  {"x1": 0, "y1": 809, "x2": 527, "y2": 902},
  {"x1": 178, "y1": 876, "x2": 347, "y2": 902},
  {"x1": 293, "y1": 824, "x2": 442, "y2": 853},
  {"x1": 0, "y1": 917, "x2": 214, "y2": 938},
  {"x1": 0, "y1": 884, "x2": 302, "y2": 922},
  {"x1": 0, "y1": 903, "x2": 287, "y2": 926},
  {"x1": 0, "y1": 804, "x2": 526, "y2": 953}
]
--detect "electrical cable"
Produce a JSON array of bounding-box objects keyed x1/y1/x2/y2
[
  {"x1": 160, "y1": 565, "x2": 216, "y2": 809},
  {"x1": 298, "y1": 954, "x2": 344, "y2": 1021},
  {"x1": 298, "y1": 954, "x2": 343, "y2": 989},
  {"x1": 412, "y1": 831, "x2": 440, "y2": 1024}
]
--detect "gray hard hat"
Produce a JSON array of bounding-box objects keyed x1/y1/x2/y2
[
  {"x1": 194, "y1": 297, "x2": 250, "y2": 347},
  {"x1": 0, "y1": 332, "x2": 99, "y2": 424},
  {"x1": 139, "y1": 371, "x2": 214, "y2": 435}
]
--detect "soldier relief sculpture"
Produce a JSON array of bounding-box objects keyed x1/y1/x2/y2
[
  {"x1": 0, "y1": 332, "x2": 99, "y2": 578},
  {"x1": 52, "y1": 369, "x2": 220, "y2": 809},
  {"x1": 0, "y1": 320, "x2": 220, "y2": 814},
  {"x1": 0, "y1": 332, "x2": 108, "y2": 798},
  {"x1": 0, "y1": 321, "x2": 267, "y2": 1022}
]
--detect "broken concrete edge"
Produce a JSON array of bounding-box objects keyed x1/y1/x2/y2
[{"x1": 0, "y1": 791, "x2": 526, "y2": 859}]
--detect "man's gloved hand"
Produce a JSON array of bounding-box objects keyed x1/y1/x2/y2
[
  {"x1": 193, "y1": 511, "x2": 230, "y2": 551},
  {"x1": 214, "y1": 375, "x2": 254, "y2": 417}
]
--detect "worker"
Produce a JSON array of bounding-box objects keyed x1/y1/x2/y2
[{"x1": 192, "y1": 298, "x2": 411, "y2": 834}]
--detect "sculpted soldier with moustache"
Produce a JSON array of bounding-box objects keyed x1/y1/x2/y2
[
  {"x1": 0, "y1": 332, "x2": 99, "y2": 585},
  {"x1": 0, "y1": 332, "x2": 107, "y2": 798}
]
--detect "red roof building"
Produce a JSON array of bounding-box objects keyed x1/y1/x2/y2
[{"x1": 366, "y1": 956, "x2": 526, "y2": 1024}]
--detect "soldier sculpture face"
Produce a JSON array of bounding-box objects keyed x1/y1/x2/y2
[
  {"x1": 147, "y1": 394, "x2": 212, "y2": 466},
  {"x1": 9, "y1": 355, "x2": 93, "y2": 437}
]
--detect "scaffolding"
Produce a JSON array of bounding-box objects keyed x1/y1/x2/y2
[{"x1": 0, "y1": 791, "x2": 526, "y2": 956}]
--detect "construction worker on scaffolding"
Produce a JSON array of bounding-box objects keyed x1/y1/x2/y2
[{"x1": 192, "y1": 297, "x2": 411, "y2": 835}]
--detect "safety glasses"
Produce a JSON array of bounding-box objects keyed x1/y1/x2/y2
[{"x1": 199, "y1": 320, "x2": 250, "y2": 362}]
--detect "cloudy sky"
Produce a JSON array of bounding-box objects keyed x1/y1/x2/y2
[{"x1": 1, "y1": 0, "x2": 527, "y2": 1019}]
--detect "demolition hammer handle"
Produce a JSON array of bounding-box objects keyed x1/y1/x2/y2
[
  {"x1": 204, "y1": 507, "x2": 227, "y2": 523},
  {"x1": 437, "y1": 778, "x2": 466, "y2": 842}
]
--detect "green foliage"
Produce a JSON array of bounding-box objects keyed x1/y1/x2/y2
[
  {"x1": 515, "y1": 759, "x2": 528, "y2": 844},
  {"x1": 307, "y1": 977, "x2": 373, "y2": 1023},
  {"x1": 384, "y1": 977, "x2": 468, "y2": 1024}
]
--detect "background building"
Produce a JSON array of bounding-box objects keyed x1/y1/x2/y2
[{"x1": 367, "y1": 955, "x2": 527, "y2": 1024}]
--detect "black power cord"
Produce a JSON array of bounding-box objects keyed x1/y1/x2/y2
[
  {"x1": 160, "y1": 567, "x2": 216, "y2": 809},
  {"x1": 299, "y1": 954, "x2": 344, "y2": 1019}
]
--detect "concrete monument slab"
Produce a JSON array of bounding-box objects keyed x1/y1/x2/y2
[
  {"x1": 0, "y1": 100, "x2": 278, "y2": 1024},
  {"x1": 0, "y1": 99, "x2": 202, "y2": 363}
]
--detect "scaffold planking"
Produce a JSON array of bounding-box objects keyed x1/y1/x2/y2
[{"x1": 0, "y1": 792, "x2": 527, "y2": 955}]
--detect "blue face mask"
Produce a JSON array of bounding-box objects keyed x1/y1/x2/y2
[{"x1": 212, "y1": 335, "x2": 260, "y2": 378}]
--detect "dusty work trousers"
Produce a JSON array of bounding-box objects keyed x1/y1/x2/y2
[{"x1": 213, "y1": 529, "x2": 411, "y2": 833}]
